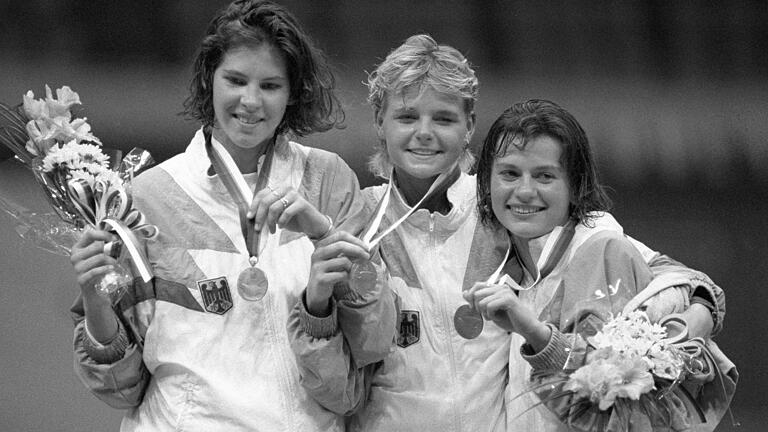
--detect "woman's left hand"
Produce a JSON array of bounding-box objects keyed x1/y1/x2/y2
[{"x1": 247, "y1": 185, "x2": 331, "y2": 238}]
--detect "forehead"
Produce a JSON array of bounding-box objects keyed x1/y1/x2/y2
[
  {"x1": 495, "y1": 135, "x2": 564, "y2": 165},
  {"x1": 218, "y1": 43, "x2": 287, "y2": 77},
  {"x1": 384, "y1": 85, "x2": 466, "y2": 112}
]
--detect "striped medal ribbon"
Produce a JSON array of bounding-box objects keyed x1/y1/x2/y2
[{"x1": 205, "y1": 130, "x2": 275, "y2": 301}]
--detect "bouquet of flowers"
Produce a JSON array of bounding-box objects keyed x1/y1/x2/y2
[
  {"x1": 516, "y1": 286, "x2": 734, "y2": 432},
  {"x1": 0, "y1": 85, "x2": 157, "y2": 304}
]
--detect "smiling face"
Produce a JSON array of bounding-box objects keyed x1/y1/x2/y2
[
  {"x1": 211, "y1": 44, "x2": 291, "y2": 156},
  {"x1": 490, "y1": 135, "x2": 571, "y2": 239},
  {"x1": 377, "y1": 86, "x2": 473, "y2": 187}
]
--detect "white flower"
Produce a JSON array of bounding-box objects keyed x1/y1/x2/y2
[
  {"x1": 23, "y1": 90, "x2": 50, "y2": 120},
  {"x1": 21, "y1": 85, "x2": 100, "y2": 156},
  {"x1": 94, "y1": 168, "x2": 123, "y2": 186},
  {"x1": 41, "y1": 140, "x2": 109, "y2": 174},
  {"x1": 46, "y1": 85, "x2": 82, "y2": 117},
  {"x1": 589, "y1": 311, "x2": 667, "y2": 359}
]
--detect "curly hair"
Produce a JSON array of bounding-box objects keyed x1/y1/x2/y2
[
  {"x1": 366, "y1": 34, "x2": 478, "y2": 179},
  {"x1": 476, "y1": 99, "x2": 612, "y2": 227},
  {"x1": 182, "y1": 0, "x2": 344, "y2": 137}
]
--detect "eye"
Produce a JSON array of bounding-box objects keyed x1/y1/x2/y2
[
  {"x1": 395, "y1": 113, "x2": 417, "y2": 122},
  {"x1": 434, "y1": 115, "x2": 457, "y2": 124},
  {"x1": 225, "y1": 76, "x2": 246, "y2": 86},
  {"x1": 261, "y1": 82, "x2": 283, "y2": 91},
  {"x1": 497, "y1": 168, "x2": 520, "y2": 180},
  {"x1": 535, "y1": 172, "x2": 556, "y2": 182}
]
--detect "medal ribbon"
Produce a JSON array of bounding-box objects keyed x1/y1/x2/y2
[
  {"x1": 204, "y1": 129, "x2": 275, "y2": 262},
  {"x1": 362, "y1": 164, "x2": 461, "y2": 249},
  {"x1": 67, "y1": 177, "x2": 158, "y2": 282},
  {"x1": 498, "y1": 220, "x2": 576, "y2": 290}
]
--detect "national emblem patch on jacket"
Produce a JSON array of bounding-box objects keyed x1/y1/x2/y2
[
  {"x1": 197, "y1": 277, "x2": 233, "y2": 315},
  {"x1": 397, "y1": 310, "x2": 420, "y2": 348}
]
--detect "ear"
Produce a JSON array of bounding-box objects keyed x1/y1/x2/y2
[
  {"x1": 465, "y1": 112, "x2": 477, "y2": 143},
  {"x1": 373, "y1": 109, "x2": 385, "y2": 138}
]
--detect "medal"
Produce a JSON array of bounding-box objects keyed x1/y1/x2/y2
[
  {"x1": 348, "y1": 260, "x2": 378, "y2": 295},
  {"x1": 349, "y1": 166, "x2": 461, "y2": 294},
  {"x1": 238, "y1": 256, "x2": 269, "y2": 301},
  {"x1": 453, "y1": 304, "x2": 484, "y2": 339},
  {"x1": 206, "y1": 129, "x2": 275, "y2": 302}
]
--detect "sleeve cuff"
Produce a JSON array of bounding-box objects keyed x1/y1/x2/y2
[
  {"x1": 521, "y1": 324, "x2": 572, "y2": 372},
  {"x1": 299, "y1": 291, "x2": 339, "y2": 339},
  {"x1": 83, "y1": 318, "x2": 130, "y2": 364}
]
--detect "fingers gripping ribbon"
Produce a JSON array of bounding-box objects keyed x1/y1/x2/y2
[{"x1": 67, "y1": 177, "x2": 158, "y2": 282}]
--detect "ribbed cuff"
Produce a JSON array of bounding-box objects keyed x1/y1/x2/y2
[
  {"x1": 83, "y1": 318, "x2": 130, "y2": 364},
  {"x1": 299, "y1": 291, "x2": 338, "y2": 339},
  {"x1": 333, "y1": 282, "x2": 364, "y2": 303},
  {"x1": 521, "y1": 324, "x2": 572, "y2": 372},
  {"x1": 691, "y1": 286, "x2": 720, "y2": 332}
]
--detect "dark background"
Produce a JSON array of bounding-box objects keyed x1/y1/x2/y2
[{"x1": 1, "y1": 1, "x2": 765, "y2": 430}]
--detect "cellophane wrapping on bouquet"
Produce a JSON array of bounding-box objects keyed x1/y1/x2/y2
[
  {"x1": 0, "y1": 85, "x2": 158, "y2": 304},
  {"x1": 515, "y1": 280, "x2": 736, "y2": 432}
]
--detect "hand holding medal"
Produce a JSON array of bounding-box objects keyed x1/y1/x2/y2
[
  {"x1": 305, "y1": 231, "x2": 370, "y2": 316},
  {"x1": 459, "y1": 222, "x2": 577, "y2": 339}
]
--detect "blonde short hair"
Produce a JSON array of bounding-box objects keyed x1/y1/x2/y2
[{"x1": 366, "y1": 34, "x2": 478, "y2": 179}]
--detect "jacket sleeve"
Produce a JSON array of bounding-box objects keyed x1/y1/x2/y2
[
  {"x1": 334, "y1": 253, "x2": 399, "y2": 368},
  {"x1": 627, "y1": 235, "x2": 726, "y2": 335},
  {"x1": 287, "y1": 292, "x2": 372, "y2": 415},
  {"x1": 311, "y1": 155, "x2": 399, "y2": 367},
  {"x1": 71, "y1": 297, "x2": 149, "y2": 409}
]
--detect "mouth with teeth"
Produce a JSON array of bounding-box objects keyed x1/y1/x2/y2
[
  {"x1": 233, "y1": 113, "x2": 263, "y2": 125},
  {"x1": 508, "y1": 205, "x2": 544, "y2": 215},
  {"x1": 407, "y1": 149, "x2": 442, "y2": 157}
]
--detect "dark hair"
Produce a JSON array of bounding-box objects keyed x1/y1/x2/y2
[
  {"x1": 182, "y1": 0, "x2": 344, "y2": 136},
  {"x1": 476, "y1": 99, "x2": 612, "y2": 227}
]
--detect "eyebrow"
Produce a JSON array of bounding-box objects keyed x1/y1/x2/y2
[
  {"x1": 495, "y1": 161, "x2": 564, "y2": 171},
  {"x1": 391, "y1": 106, "x2": 460, "y2": 117},
  {"x1": 221, "y1": 69, "x2": 288, "y2": 81}
]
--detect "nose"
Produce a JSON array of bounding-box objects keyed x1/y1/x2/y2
[
  {"x1": 240, "y1": 85, "x2": 262, "y2": 110},
  {"x1": 514, "y1": 175, "x2": 536, "y2": 201},
  {"x1": 415, "y1": 119, "x2": 434, "y2": 143}
]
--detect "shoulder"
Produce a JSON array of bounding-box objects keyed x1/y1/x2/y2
[
  {"x1": 361, "y1": 183, "x2": 388, "y2": 208},
  {"x1": 571, "y1": 229, "x2": 642, "y2": 264},
  {"x1": 287, "y1": 140, "x2": 349, "y2": 171}
]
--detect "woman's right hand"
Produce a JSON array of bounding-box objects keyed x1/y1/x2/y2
[
  {"x1": 70, "y1": 228, "x2": 120, "y2": 343},
  {"x1": 70, "y1": 228, "x2": 118, "y2": 297},
  {"x1": 305, "y1": 231, "x2": 370, "y2": 317}
]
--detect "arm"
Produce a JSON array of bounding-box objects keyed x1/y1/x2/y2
[
  {"x1": 627, "y1": 235, "x2": 725, "y2": 337},
  {"x1": 315, "y1": 155, "x2": 398, "y2": 367},
  {"x1": 287, "y1": 289, "x2": 372, "y2": 415},
  {"x1": 69, "y1": 228, "x2": 149, "y2": 408}
]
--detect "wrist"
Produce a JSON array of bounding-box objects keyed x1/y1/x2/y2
[
  {"x1": 309, "y1": 214, "x2": 333, "y2": 241},
  {"x1": 520, "y1": 320, "x2": 552, "y2": 353},
  {"x1": 306, "y1": 288, "x2": 332, "y2": 317}
]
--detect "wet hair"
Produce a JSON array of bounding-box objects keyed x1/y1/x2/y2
[
  {"x1": 476, "y1": 99, "x2": 612, "y2": 227},
  {"x1": 182, "y1": 0, "x2": 344, "y2": 137},
  {"x1": 366, "y1": 34, "x2": 478, "y2": 179}
]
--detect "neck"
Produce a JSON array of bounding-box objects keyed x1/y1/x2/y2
[
  {"x1": 512, "y1": 232, "x2": 550, "y2": 274},
  {"x1": 211, "y1": 129, "x2": 272, "y2": 174},
  {"x1": 394, "y1": 169, "x2": 452, "y2": 214}
]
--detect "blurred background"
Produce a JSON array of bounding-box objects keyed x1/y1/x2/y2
[{"x1": 1, "y1": 0, "x2": 765, "y2": 430}]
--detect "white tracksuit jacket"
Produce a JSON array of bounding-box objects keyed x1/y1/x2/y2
[{"x1": 72, "y1": 129, "x2": 388, "y2": 431}]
